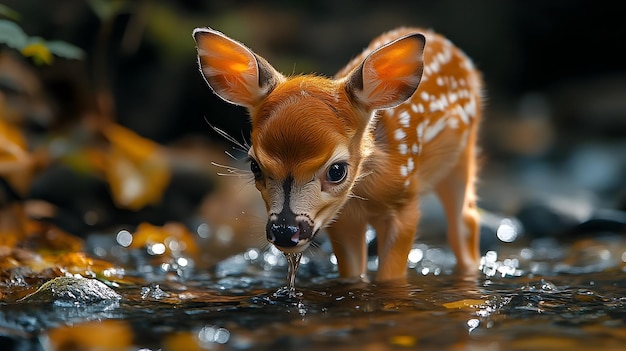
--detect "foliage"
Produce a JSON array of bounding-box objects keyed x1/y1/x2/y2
[{"x1": 0, "y1": 6, "x2": 84, "y2": 65}]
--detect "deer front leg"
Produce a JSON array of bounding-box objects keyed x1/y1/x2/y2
[
  {"x1": 326, "y1": 211, "x2": 368, "y2": 281},
  {"x1": 371, "y1": 198, "x2": 420, "y2": 281}
]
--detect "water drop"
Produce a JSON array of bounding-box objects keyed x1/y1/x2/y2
[
  {"x1": 196, "y1": 223, "x2": 210, "y2": 238},
  {"x1": 496, "y1": 218, "x2": 519, "y2": 242},
  {"x1": 467, "y1": 318, "x2": 480, "y2": 333},
  {"x1": 116, "y1": 230, "x2": 133, "y2": 247},
  {"x1": 148, "y1": 243, "x2": 166, "y2": 255}
]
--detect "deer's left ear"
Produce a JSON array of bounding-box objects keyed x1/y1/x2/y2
[
  {"x1": 193, "y1": 28, "x2": 285, "y2": 109},
  {"x1": 346, "y1": 33, "x2": 425, "y2": 110}
]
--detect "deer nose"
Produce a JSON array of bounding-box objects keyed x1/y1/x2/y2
[
  {"x1": 266, "y1": 215, "x2": 313, "y2": 248},
  {"x1": 267, "y1": 221, "x2": 300, "y2": 247}
]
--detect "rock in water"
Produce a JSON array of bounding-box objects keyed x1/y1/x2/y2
[{"x1": 20, "y1": 275, "x2": 121, "y2": 306}]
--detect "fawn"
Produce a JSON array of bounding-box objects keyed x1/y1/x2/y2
[{"x1": 193, "y1": 27, "x2": 483, "y2": 281}]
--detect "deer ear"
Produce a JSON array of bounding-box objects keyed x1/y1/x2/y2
[
  {"x1": 346, "y1": 33, "x2": 425, "y2": 110},
  {"x1": 193, "y1": 28, "x2": 284, "y2": 109}
]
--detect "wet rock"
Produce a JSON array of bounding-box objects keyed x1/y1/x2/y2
[
  {"x1": 516, "y1": 197, "x2": 594, "y2": 238},
  {"x1": 570, "y1": 209, "x2": 626, "y2": 236},
  {"x1": 519, "y1": 198, "x2": 626, "y2": 238},
  {"x1": 19, "y1": 275, "x2": 121, "y2": 306}
]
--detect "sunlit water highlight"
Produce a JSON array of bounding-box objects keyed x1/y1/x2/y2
[{"x1": 3, "y1": 233, "x2": 626, "y2": 350}]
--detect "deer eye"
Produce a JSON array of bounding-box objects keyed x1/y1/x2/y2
[
  {"x1": 249, "y1": 158, "x2": 263, "y2": 180},
  {"x1": 326, "y1": 162, "x2": 348, "y2": 183}
]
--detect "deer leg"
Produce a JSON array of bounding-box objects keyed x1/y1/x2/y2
[
  {"x1": 434, "y1": 128, "x2": 481, "y2": 273},
  {"x1": 371, "y1": 198, "x2": 420, "y2": 281}
]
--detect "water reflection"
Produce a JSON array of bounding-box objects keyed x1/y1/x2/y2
[{"x1": 3, "y1": 230, "x2": 626, "y2": 350}]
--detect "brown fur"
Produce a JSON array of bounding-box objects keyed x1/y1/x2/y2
[{"x1": 194, "y1": 27, "x2": 483, "y2": 281}]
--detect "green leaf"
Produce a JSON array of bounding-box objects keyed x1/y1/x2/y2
[
  {"x1": 87, "y1": 0, "x2": 130, "y2": 20},
  {"x1": 0, "y1": 19, "x2": 28, "y2": 49},
  {"x1": 0, "y1": 4, "x2": 20, "y2": 21},
  {"x1": 46, "y1": 40, "x2": 84, "y2": 60}
]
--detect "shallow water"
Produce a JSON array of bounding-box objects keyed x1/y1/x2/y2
[{"x1": 2, "y1": 233, "x2": 626, "y2": 351}]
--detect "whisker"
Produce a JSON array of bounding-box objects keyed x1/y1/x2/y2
[
  {"x1": 355, "y1": 170, "x2": 374, "y2": 182},
  {"x1": 347, "y1": 193, "x2": 368, "y2": 201},
  {"x1": 240, "y1": 130, "x2": 251, "y2": 150},
  {"x1": 209, "y1": 123, "x2": 251, "y2": 154},
  {"x1": 224, "y1": 150, "x2": 240, "y2": 161},
  {"x1": 210, "y1": 161, "x2": 251, "y2": 178}
]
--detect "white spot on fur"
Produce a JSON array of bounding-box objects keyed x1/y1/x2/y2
[
  {"x1": 394, "y1": 128, "x2": 406, "y2": 141},
  {"x1": 429, "y1": 60, "x2": 440, "y2": 74},
  {"x1": 450, "y1": 77, "x2": 458, "y2": 89},
  {"x1": 456, "y1": 105, "x2": 469, "y2": 125},
  {"x1": 464, "y1": 98, "x2": 477, "y2": 118},
  {"x1": 398, "y1": 111, "x2": 411, "y2": 127},
  {"x1": 448, "y1": 117, "x2": 459, "y2": 129},
  {"x1": 400, "y1": 165, "x2": 408, "y2": 177},
  {"x1": 424, "y1": 117, "x2": 448, "y2": 143},
  {"x1": 423, "y1": 65, "x2": 432, "y2": 77},
  {"x1": 429, "y1": 100, "x2": 443, "y2": 113},
  {"x1": 398, "y1": 143, "x2": 408, "y2": 154},
  {"x1": 448, "y1": 92, "x2": 458, "y2": 104},
  {"x1": 412, "y1": 143, "x2": 419, "y2": 153},
  {"x1": 416, "y1": 121, "x2": 427, "y2": 140},
  {"x1": 439, "y1": 94, "x2": 449, "y2": 108}
]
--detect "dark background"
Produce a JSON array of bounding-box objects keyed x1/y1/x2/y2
[{"x1": 2, "y1": 0, "x2": 625, "y2": 234}]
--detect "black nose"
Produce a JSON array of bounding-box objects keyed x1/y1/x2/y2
[
  {"x1": 267, "y1": 221, "x2": 299, "y2": 247},
  {"x1": 266, "y1": 216, "x2": 314, "y2": 248}
]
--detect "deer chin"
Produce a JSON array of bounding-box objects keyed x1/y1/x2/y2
[
  {"x1": 272, "y1": 241, "x2": 311, "y2": 254},
  {"x1": 271, "y1": 226, "x2": 321, "y2": 254}
]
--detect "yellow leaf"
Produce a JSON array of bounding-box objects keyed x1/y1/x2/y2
[
  {"x1": 103, "y1": 124, "x2": 158, "y2": 162},
  {"x1": 130, "y1": 222, "x2": 199, "y2": 257},
  {"x1": 0, "y1": 119, "x2": 33, "y2": 195},
  {"x1": 389, "y1": 335, "x2": 418, "y2": 347},
  {"x1": 47, "y1": 320, "x2": 133, "y2": 351},
  {"x1": 102, "y1": 124, "x2": 171, "y2": 210},
  {"x1": 442, "y1": 299, "x2": 488, "y2": 309},
  {"x1": 20, "y1": 42, "x2": 53, "y2": 65},
  {"x1": 0, "y1": 118, "x2": 27, "y2": 154}
]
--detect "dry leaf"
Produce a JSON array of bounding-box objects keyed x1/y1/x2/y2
[
  {"x1": 102, "y1": 123, "x2": 171, "y2": 210},
  {"x1": 442, "y1": 299, "x2": 487, "y2": 309},
  {"x1": 130, "y1": 222, "x2": 199, "y2": 258},
  {"x1": 46, "y1": 320, "x2": 133, "y2": 351},
  {"x1": 0, "y1": 118, "x2": 33, "y2": 195}
]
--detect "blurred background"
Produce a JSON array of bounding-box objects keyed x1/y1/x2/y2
[{"x1": 1, "y1": 0, "x2": 625, "y2": 262}]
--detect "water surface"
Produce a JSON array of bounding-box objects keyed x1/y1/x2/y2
[{"x1": 2, "y1": 233, "x2": 626, "y2": 351}]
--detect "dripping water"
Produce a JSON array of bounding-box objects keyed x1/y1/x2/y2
[
  {"x1": 275, "y1": 252, "x2": 302, "y2": 299},
  {"x1": 286, "y1": 252, "x2": 302, "y2": 293}
]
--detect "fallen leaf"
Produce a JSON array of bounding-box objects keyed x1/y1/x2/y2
[
  {"x1": 130, "y1": 222, "x2": 199, "y2": 258},
  {"x1": 442, "y1": 299, "x2": 488, "y2": 309},
  {"x1": 102, "y1": 123, "x2": 171, "y2": 210},
  {"x1": 46, "y1": 320, "x2": 133, "y2": 351}
]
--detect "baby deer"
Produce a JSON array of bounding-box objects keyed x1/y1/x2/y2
[{"x1": 194, "y1": 27, "x2": 483, "y2": 281}]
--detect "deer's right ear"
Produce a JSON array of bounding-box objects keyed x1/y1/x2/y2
[{"x1": 193, "y1": 28, "x2": 284, "y2": 108}]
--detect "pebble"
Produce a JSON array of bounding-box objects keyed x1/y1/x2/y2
[{"x1": 19, "y1": 275, "x2": 121, "y2": 306}]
